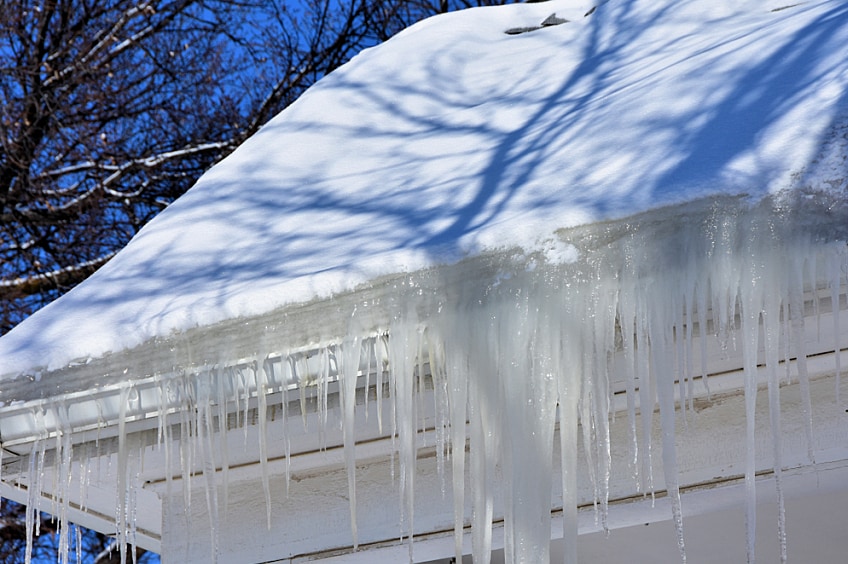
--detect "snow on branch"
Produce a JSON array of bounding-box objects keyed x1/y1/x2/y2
[{"x1": 0, "y1": 252, "x2": 117, "y2": 298}]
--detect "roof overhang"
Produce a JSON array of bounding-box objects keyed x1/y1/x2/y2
[{"x1": 1, "y1": 194, "x2": 847, "y2": 561}]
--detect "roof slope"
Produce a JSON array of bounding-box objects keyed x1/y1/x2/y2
[{"x1": 1, "y1": 0, "x2": 847, "y2": 378}]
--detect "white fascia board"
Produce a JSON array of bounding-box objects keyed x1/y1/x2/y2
[
  {"x1": 153, "y1": 368, "x2": 847, "y2": 563},
  {"x1": 0, "y1": 471, "x2": 162, "y2": 554}
]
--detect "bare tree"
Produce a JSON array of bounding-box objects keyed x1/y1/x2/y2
[{"x1": 0, "y1": 0, "x2": 252, "y2": 331}]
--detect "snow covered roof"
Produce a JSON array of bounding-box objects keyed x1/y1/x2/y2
[
  {"x1": 1, "y1": 0, "x2": 846, "y2": 382},
  {"x1": 1, "y1": 1, "x2": 847, "y2": 562}
]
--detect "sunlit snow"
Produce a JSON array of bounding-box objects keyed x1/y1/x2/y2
[{"x1": 1, "y1": 0, "x2": 847, "y2": 563}]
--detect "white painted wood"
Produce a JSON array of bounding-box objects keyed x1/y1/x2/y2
[
  {"x1": 2, "y1": 276, "x2": 845, "y2": 563},
  {"x1": 155, "y1": 366, "x2": 847, "y2": 562}
]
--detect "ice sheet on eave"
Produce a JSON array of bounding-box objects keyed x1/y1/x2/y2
[{"x1": 1, "y1": 0, "x2": 847, "y2": 379}]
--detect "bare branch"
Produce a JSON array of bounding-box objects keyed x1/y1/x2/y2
[{"x1": 0, "y1": 252, "x2": 117, "y2": 300}]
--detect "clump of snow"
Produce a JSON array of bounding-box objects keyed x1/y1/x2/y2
[{"x1": 541, "y1": 238, "x2": 580, "y2": 265}]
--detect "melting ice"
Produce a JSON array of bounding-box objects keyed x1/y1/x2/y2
[{"x1": 3, "y1": 191, "x2": 848, "y2": 564}]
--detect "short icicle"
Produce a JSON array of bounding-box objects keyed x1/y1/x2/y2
[
  {"x1": 788, "y1": 253, "x2": 816, "y2": 464},
  {"x1": 830, "y1": 244, "x2": 845, "y2": 406}
]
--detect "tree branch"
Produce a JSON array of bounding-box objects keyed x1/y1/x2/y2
[{"x1": 0, "y1": 252, "x2": 117, "y2": 301}]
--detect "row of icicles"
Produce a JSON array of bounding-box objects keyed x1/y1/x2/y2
[{"x1": 5, "y1": 201, "x2": 848, "y2": 564}]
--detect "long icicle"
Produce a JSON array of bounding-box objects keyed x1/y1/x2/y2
[
  {"x1": 740, "y1": 243, "x2": 763, "y2": 564},
  {"x1": 341, "y1": 325, "x2": 362, "y2": 549}
]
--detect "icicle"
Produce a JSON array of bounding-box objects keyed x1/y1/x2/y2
[
  {"x1": 215, "y1": 366, "x2": 230, "y2": 517},
  {"x1": 340, "y1": 319, "x2": 362, "y2": 549},
  {"x1": 362, "y1": 336, "x2": 372, "y2": 422},
  {"x1": 388, "y1": 307, "x2": 419, "y2": 562},
  {"x1": 500, "y1": 285, "x2": 558, "y2": 564},
  {"x1": 116, "y1": 385, "x2": 130, "y2": 564},
  {"x1": 33, "y1": 408, "x2": 48, "y2": 544},
  {"x1": 500, "y1": 297, "x2": 518, "y2": 564},
  {"x1": 443, "y1": 323, "x2": 469, "y2": 564},
  {"x1": 830, "y1": 244, "x2": 844, "y2": 406},
  {"x1": 649, "y1": 287, "x2": 687, "y2": 563},
  {"x1": 618, "y1": 290, "x2": 641, "y2": 487},
  {"x1": 128, "y1": 440, "x2": 141, "y2": 564},
  {"x1": 292, "y1": 354, "x2": 309, "y2": 432},
  {"x1": 376, "y1": 334, "x2": 387, "y2": 435},
  {"x1": 3, "y1": 195, "x2": 843, "y2": 564},
  {"x1": 808, "y1": 254, "x2": 820, "y2": 336},
  {"x1": 239, "y1": 366, "x2": 251, "y2": 439},
  {"x1": 674, "y1": 293, "x2": 688, "y2": 419},
  {"x1": 285, "y1": 382, "x2": 293, "y2": 494},
  {"x1": 473, "y1": 293, "x2": 505, "y2": 564},
  {"x1": 415, "y1": 328, "x2": 428, "y2": 441},
  {"x1": 762, "y1": 256, "x2": 787, "y2": 564},
  {"x1": 277, "y1": 359, "x2": 291, "y2": 494},
  {"x1": 788, "y1": 253, "x2": 816, "y2": 463},
  {"x1": 740, "y1": 241, "x2": 763, "y2": 564},
  {"x1": 576, "y1": 290, "x2": 600, "y2": 523},
  {"x1": 558, "y1": 328, "x2": 581, "y2": 564},
  {"x1": 55, "y1": 402, "x2": 73, "y2": 564},
  {"x1": 317, "y1": 347, "x2": 330, "y2": 449},
  {"x1": 468, "y1": 368, "x2": 495, "y2": 564},
  {"x1": 428, "y1": 333, "x2": 450, "y2": 494},
  {"x1": 79, "y1": 444, "x2": 92, "y2": 514},
  {"x1": 683, "y1": 271, "x2": 697, "y2": 415},
  {"x1": 157, "y1": 377, "x2": 175, "y2": 507},
  {"x1": 592, "y1": 275, "x2": 614, "y2": 530},
  {"x1": 198, "y1": 369, "x2": 220, "y2": 562},
  {"x1": 176, "y1": 375, "x2": 194, "y2": 523},
  {"x1": 635, "y1": 293, "x2": 656, "y2": 500},
  {"x1": 692, "y1": 279, "x2": 711, "y2": 399},
  {"x1": 25, "y1": 438, "x2": 43, "y2": 564},
  {"x1": 254, "y1": 359, "x2": 272, "y2": 530}
]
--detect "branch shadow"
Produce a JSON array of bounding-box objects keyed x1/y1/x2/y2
[{"x1": 3, "y1": 1, "x2": 847, "y2": 371}]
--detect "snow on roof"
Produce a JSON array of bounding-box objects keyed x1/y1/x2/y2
[{"x1": 1, "y1": 0, "x2": 847, "y2": 378}]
